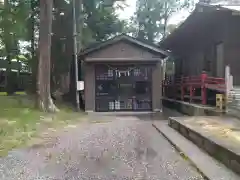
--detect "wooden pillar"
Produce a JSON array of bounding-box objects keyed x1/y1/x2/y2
[
  {"x1": 84, "y1": 63, "x2": 95, "y2": 112},
  {"x1": 152, "y1": 61, "x2": 162, "y2": 112},
  {"x1": 190, "y1": 85, "x2": 193, "y2": 103},
  {"x1": 181, "y1": 75, "x2": 184, "y2": 101},
  {"x1": 201, "y1": 71, "x2": 207, "y2": 105}
]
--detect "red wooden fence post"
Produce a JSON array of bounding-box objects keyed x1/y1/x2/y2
[
  {"x1": 192, "y1": 87, "x2": 195, "y2": 103},
  {"x1": 190, "y1": 85, "x2": 193, "y2": 103},
  {"x1": 201, "y1": 71, "x2": 207, "y2": 105},
  {"x1": 181, "y1": 75, "x2": 184, "y2": 101}
]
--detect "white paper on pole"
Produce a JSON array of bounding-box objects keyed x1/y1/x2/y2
[{"x1": 77, "y1": 81, "x2": 84, "y2": 91}]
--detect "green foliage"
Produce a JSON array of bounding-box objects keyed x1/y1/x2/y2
[
  {"x1": 131, "y1": 0, "x2": 193, "y2": 42},
  {"x1": 0, "y1": 0, "x2": 30, "y2": 49},
  {"x1": 51, "y1": 0, "x2": 125, "y2": 89},
  {"x1": 0, "y1": 0, "x2": 125, "y2": 93},
  {"x1": 82, "y1": 0, "x2": 125, "y2": 46},
  {"x1": 0, "y1": 0, "x2": 32, "y2": 94}
]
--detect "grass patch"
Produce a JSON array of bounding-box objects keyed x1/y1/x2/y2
[
  {"x1": 0, "y1": 91, "x2": 26, "y2": 96},
  {"x1": 0, "y1": 92, "x2": 7, "y2": 96},
  {"x1": 0, "y1": 95, "x2": 86, "y2": 156}
]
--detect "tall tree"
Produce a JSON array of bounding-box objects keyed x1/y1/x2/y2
[
  {"x1": 0, "y1": 0, "x2": 30, "y2": 94},
  {"x1": 161, "y1": 0, "x2": 191, "y2": 38},
  {"x1": 26, "y1": 0, "x2": 39, "y2": 93},
  {"x1": 80, "y1": 0, "x2": 125, "y2": 47},
  {"x1": 0, "y1": 0, "x2": 125, "y2": 102},
  {"x1": 132, "y1": 0, "x2": 191, "y2": 42},
  {"x1": 37, "y1": 0, "x2": 58, "y2": 112}
]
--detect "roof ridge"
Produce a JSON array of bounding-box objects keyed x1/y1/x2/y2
[{"x1": 80, "y1": 33, "x2": 168, "y2": 57}]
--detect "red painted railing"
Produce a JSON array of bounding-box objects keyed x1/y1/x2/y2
[{"x1": 163, "y1": 71, "x2": 226, "y2": 105}]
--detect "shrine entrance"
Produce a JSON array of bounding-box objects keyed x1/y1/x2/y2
[{"x1": 95, "y1": 64, "x2": 152, "y2": 112}]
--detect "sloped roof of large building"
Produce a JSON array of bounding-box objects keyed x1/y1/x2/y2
[{"x1": 160, "y1": 2, "x2": 240, "y2": 49}]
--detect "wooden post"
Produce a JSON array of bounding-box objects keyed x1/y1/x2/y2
[
  {"x1": 192, "y1": 87, "x2": 195, "y2": 103},
  {"x1": 225, "y1": 65, "x2": 230, "y2": 99},
  {"x1": 73, "y1": 0, "x2": 80, "y2": 110},
  {"x1": 201, "y1": 71, "x2": 207, "y2": 105},
  {"x1": 225, "y1": 65, "x2": 230, "y2": 111},
  {"x1": 181, "y1": 75, "x2": 184, "y2": 101},
  {"x1": 190, "y1": 85, "x2": 193, "y2": 103}
]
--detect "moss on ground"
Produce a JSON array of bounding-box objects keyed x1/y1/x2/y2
[{"x1": 0, "y1": 95, "x2": 86, "y2": 156}]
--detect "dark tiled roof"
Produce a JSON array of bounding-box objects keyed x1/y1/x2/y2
[
  {"x1": 80, "y1": 34, "x2": 168, "y2": 57},
  {"x1": 159, "y1": 2, "x2": 239, "y2": 48}
]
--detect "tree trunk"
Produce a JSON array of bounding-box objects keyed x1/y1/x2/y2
[
  {"x1": 163, "y1": 2, "x2": 168, "y2": 39},
  {"x1": 3, "y1": 0, "x2": 14, "y2": 95},
  {"x1": 37, "y1": 0, "x2": 58, "y2": 112},
  {"x1": 163, "y1": 17, "x2": 167, "y2": 39},
  {"x1": 28, "y1": 0, "x2": 38, "y2": 94},
  {"x1": 30, "y1": 1, "x2": 35, "y2": 61}
]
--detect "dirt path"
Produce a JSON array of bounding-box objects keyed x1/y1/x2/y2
[{"x1": 0, "y1": 116, "x2": 203, "y2": 180}]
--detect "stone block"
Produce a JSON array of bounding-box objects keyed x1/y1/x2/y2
[
  {"x1": 215, "y1": 149, "x2": 230, "y2": 167},
  {"x1": 230, "y1": 159, "x2": 240, "y2": 174},
  {"x1": 181, "y1": 106, "x2": 191, "y2": 115},
  {"x1": 171, "y1": 121, "x2": 179, "y2": 130},
  {"x1": 203, "y1": 139, "x2": 217, "y2": 155},
  {"x1": 180, "y1": 126, "x2": 189, "y2": 137},
  {"x1": 189, "y1": 131, "x2": 203, "y2": 147},
  {"x1": 168, "y1": 119, "x2": 172, "y2": 126}
]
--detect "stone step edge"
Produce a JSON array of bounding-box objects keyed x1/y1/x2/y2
[
  {"x1": 168, "y1": 118, "x2": 240, "y2": 175},
  {"x1": 152, "y1": 121, "x2": 240, "y2": 180},
  {"x1": 152, "y1": 123, "x2": 208, "y2": 180}
]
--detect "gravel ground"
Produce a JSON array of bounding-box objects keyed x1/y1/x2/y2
[{"x1": 0, "y1": 116, "x2": 204, "y2": 180}]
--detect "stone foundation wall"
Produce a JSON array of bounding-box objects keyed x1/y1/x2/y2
[{"x1": 169, "y1": 118, "x2": 240, "y2": 175}]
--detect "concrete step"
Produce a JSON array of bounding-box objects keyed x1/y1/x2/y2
[
  {"x1": 229, "y1": 106, "x2": 240, "y2": 111},
  {"x1": 153, "y1": 121, "x2": 240, "y2": 180},
  {"x1": 168, "y1": 117, "x2": 240, "y2": 176},
  {"x1": 163, "y1": 98, "x2": 224, "y2": 116}
]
